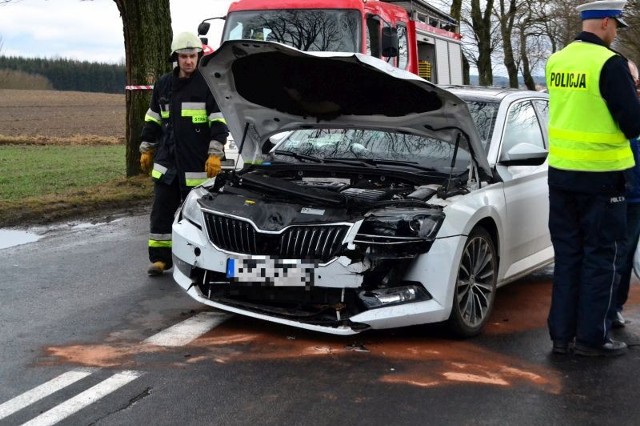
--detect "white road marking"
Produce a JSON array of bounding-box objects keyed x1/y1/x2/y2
[
  {"x1": 143, "y1": 311, "x2": 231, "y2": 347},
  {"x1": 1, "y1": 312, "x2": 229, "y2": 422},
  {"x1": 0, "y1": 368, "x2": 97, "y2": 421},
  {"x1": 21, "y1": 370, "x2": 142, "y2": 426}
]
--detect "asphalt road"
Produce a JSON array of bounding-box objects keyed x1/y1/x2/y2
[{"x1": 1, "y1": 213, "x2": 640, "y2": 425}]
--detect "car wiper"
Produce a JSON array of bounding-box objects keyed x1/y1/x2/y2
[
  {"x1": 321, "y1": 157, "x2": 376, "y2": 167},
  {"x1": 373, "y1": 159, "x2": 438, "y2": 172},
  {"x1": 326, "y1": 157, "x2": 436, "y2": 172},
  {"x1": 272, "y1": 150, "x2": 323, "y2": 163}
]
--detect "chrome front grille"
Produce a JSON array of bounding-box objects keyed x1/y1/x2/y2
[{"x1": 203, "y1": 213, "x2": 349, "y2": 261}]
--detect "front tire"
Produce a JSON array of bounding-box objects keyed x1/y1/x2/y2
[{"x1": 448, "y1": 226, "x2": 497, "y2": 337}]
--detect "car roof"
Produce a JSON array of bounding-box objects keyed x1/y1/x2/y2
[{"x1": 439, "y1": 85, "x2": 548, "y2": 102}]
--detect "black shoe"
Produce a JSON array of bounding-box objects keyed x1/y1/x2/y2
[
  {"x1": 612, "y1": 311, "x2": 626, "y2": 329},
  {"x1": 574, "y1": 339, "x2": 627, "y2": 357},
  {"x1": 552, "y1": 340, "x2": 571, "y2": 354}
]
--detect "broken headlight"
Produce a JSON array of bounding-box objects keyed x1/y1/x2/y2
[
  {"x1": 181, "y1": 186, "x2": 208, "y2": 227},
  {"x1": 356, "y1": 207, "x2": 444, "y2": 241}
]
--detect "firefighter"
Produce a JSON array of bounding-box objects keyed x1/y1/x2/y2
[
  {"x1": 139, "y1": 31, "x2": 229, "y2": 276},
  {"x1": 545, "y1": 0, "x2": 640, "y2": 356}
]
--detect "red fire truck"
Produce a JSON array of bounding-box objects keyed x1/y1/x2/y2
[{"x1": 198, "y1": 0, "x2": 464, "y2": 85}]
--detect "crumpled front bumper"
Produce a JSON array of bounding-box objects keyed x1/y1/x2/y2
[{"x1": 172, "y1": 217, "x2": 458, "y2": 335}]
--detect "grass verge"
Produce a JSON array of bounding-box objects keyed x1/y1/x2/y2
[
  {"x1": 0, "y1": 176, "x2": 153, "y2": 227},
  {"x1": 0, "y1": 143, "x2": 153, "y2": 227}
]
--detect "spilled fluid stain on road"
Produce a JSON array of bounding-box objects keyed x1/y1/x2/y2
[
  {"x1": 185, "y1": 323, "x2": 564, "y2": 393},
  {"x1": 44, "y1": 344, "x2": 167, "y2": 368},
  {"x1": 41, "y1": 273, "x2": 640, "y2": 395}
]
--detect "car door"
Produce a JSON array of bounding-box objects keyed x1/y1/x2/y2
[{"x1": 495, "y1": 98, "x2": 552, "y2": 281}]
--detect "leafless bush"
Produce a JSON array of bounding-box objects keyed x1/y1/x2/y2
[{"x1": 0, "y1": 69, "x2": 53, "y2": 90}]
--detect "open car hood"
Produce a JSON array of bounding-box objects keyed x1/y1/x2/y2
[{"x1": 199, "y1": 40, "x2": 492, "y2": 177}]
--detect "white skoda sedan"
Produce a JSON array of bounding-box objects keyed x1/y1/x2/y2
[{"x1": 171, "y1": 40, "x2": 552, "y2": 337}]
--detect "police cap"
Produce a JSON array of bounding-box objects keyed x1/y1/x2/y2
[{"x1": 577, "y1": 0, "x2": 629, "y2": 28}]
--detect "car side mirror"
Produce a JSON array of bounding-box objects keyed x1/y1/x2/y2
[
  {"x1": 381, "y1": 27, "x2": 399, "y2": 58},
  {"x1": 500, "y1": 142, "x2": 548, "y2": 166},
  {"x1": 198, "y1": 22, "x2": 211, "y2": 36}
]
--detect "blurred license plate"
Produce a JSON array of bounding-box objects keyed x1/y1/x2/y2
[{"x1": 226, "y1": 257, "x2": 315, "y2": 286}]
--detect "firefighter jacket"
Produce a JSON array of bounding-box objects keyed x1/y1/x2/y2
[
  {"x1": 546, "y1": 41, "x2": 633, "y2": 172},
  {"x1": 140, "y1": 67, "x2": 229, "y2": 189}
]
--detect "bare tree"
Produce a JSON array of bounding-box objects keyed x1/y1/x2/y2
[
  {"x1": 507, "y1": 0, "x2": 553, "y2": 90},
  {"x1": 544, "y1": 0, "x2": 582, "y2": 52},
  {"x1": 450, "y1": 0, "x2": 471, "y2": 84},
  {"x1": 470, "y1": 0, "x2": 497, "y2": 86},
  {"x1": 496, "y1": 0, "x2": 518, "y2": 87},
  {"x1": 493, "y1": 0, "x2": 561, "y2": 90},
  {"x1": 518, "y1": 22, "x2": 546, "y2": 89},
  {"x1": 616, "y1": 1, "x2": 640, "y2": 64},
  {"x1": 112, "y1": 0, "x2": 172, "y2": 177}
]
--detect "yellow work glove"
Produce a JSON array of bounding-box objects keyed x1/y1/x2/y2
[
  {"x1": 205, "y1": 155, "x2": 222, "y2": 177},
  {"x1": 140, "y1": 150, "x2": 154, "y2": 174}
]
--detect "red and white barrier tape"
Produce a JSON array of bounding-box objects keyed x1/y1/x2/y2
[{"x1": 125, "y1": 85, "x2": 154, "y2": 90}]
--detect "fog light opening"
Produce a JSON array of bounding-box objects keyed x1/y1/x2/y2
[{"x1": 358, "y1": 285, "x2": 421, "y2": 308}]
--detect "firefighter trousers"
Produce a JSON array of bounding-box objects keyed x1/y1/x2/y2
[{"x1": 148, "y1": 178, "x2": 190, "y2": 268}]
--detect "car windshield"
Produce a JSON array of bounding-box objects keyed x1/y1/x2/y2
[
  {"x1": 272, "y1": 128, "x2": 471, "y2": 173},
  {"x1": 223, "y1": 9, "x2": 360, "y2": 52},
  {"x1": 461, "y1": 100, "x2": 499, "y2": 154}
]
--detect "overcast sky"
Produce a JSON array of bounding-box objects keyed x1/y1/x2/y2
[{"x1": 0, "y1": 0, "x2": 233, "y2": 64}]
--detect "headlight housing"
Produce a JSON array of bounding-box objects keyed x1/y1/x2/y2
[
  {"x1": 353, "y1": 207, "x2": 444, "y2": 257},
  {"x1": 356, "y1": 207, "x2": 444, "y2": 241},
  {"x1": 181, "y1": 186, "x2": 208, "y2": 227}
]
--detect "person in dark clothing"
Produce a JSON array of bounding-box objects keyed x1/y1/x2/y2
[
  {"x1": 545, "y1": 0, "x2": 640, "y2": 356},
  {"x1": 611, "y1": 60, "x2": 640, "y2": 327},
  {"x1": 139, "y1": 32, "x2": 229, "y2": 276}
]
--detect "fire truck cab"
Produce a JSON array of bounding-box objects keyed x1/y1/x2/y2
[{"x1": 199, "y1": 0, "x2": 463, "y2": 85}]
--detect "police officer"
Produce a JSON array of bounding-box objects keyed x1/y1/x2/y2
[
  {"x1": 546, "y1": 0, "x2": 640, "y2": 356},
  {"x1": 139, "y1": 32, "x2": 229, "y2": 276},
  {"x1": 611, "y1": 60, "x2": 640, "y2": 327}
]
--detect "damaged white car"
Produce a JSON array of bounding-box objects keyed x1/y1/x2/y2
[{"x1": 172, "y1": 40, "x2": 553, "y2": 337}]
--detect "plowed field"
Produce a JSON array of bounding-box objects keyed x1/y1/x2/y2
[{"x1": 0, "y1": 89, "x2": 125, "y2": 141}]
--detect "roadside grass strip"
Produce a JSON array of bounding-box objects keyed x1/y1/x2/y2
[
  {"x1": 143, "y1": 311, "x2": 232, "y2": 347},
  {"x1": 0, "y1": 368, "x2": 98, "y2": 421},
  {"x1": 21, "y1": 370, "x2": 142, "y2": 426}
]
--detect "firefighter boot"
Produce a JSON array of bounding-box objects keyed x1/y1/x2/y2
[{"x1": 147, "y1": 261, "x2": 167, "y2": 276}]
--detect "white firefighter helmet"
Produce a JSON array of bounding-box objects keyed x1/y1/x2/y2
[{"x1": 171, "y1": 32, "x2": 203, "y2": 56}]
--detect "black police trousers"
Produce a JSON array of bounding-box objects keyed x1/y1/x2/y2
[{"x1": 547, "y1": 187, "x2": 626, "y2": 347}]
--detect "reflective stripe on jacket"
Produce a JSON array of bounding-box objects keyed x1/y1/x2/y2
[
  {"x1": 152, "y1": 164, "x2": 207, "y2": 187},
  {"x1": 140, "y1": 67, "x2": 229, "y2": 189},
  {"x1": 546, "y1": 41, "x2": 633, "y2": 172}
]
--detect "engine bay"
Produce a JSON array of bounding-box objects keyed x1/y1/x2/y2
[{"x1": 209, "y1": 166, "x2": 466, "y2": 213}]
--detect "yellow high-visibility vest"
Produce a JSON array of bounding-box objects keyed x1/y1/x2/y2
[{"x1": 546, "y1": 41, "x2": 633, "y2": 171}]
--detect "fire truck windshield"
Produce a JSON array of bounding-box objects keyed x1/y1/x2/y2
[{"x1": 222, "y1": 9, "x2": 360, "y2": 52}]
